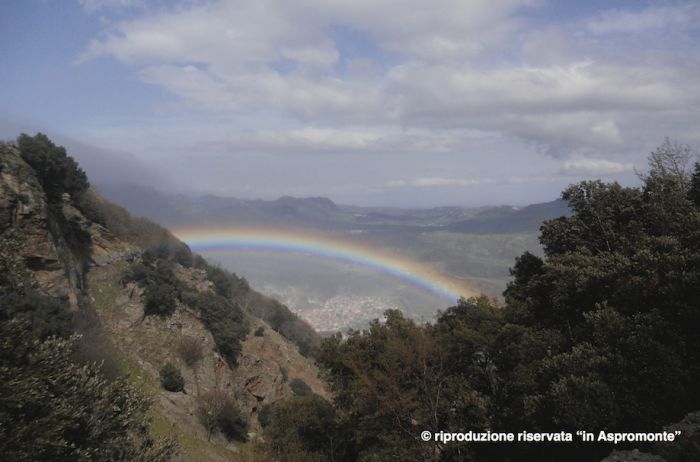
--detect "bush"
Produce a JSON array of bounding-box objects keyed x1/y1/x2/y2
[
  {"x1": 190, "y1": 292, "x2": 248, "y2": 367},
  {"x1": 143, "y1": 243, "x2": 193, "y2": 268},
  {"x1": 17, "y1": 133, "x2": 89, "y2": 206},
  {"x1": 125, "y1": 259, "x2": 180, "y2": 318},
  {"x1": 143, "y1": 282, "x2": 178, "y2": 317},
  {"x1": 0, "y1": 290, "x2": 72, "y2": 340},
  {"x1": 203, "y1": 263, "x2": 249, "y2": 299},
  {"x1": 246, "y1": 295, "x2": 319, "y2": 357},
  {"x1": 217, "y1": 398, "x2": 249, "y2": 441},
  {"x1": 254, "y1": 326, "x2": 265, "y2": 337},
  {"x1": 89, "y1": 195, "x2": 183, "y2": 249},
  {"x1": 289, "y1": 378, "x2": 313, "y2": 397},
  {"x1": 123, "y1": 262, "x2": 149, "y2": 283},
  {"x1": 0, "y1": 310, "x2": 175, "y2": 460},
  {"x1": 177, "y1": 335, "x2": 204, "y2": 368},
  {"x1": 159, "y1": 362, "x2": 185, "y2": 392},
  {"x1": 258, "y1": 403, "x2": 275, "y2": 428},
  {"x1": 266, "y1": 395, "x2": 347, "y2": 460},
  {"x1": 196, "y1": 390, "x2": 248, "y2": 441}
]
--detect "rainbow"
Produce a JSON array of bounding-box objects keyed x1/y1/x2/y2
[{"x1": 172, "y1": 227, "x2": 477, "y2": 302}]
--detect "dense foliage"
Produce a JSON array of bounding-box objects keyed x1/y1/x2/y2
[
  {"x1": 16, "y1": 133, "x2": 106, "y2": 227},
  {"x1": 195, "y1": 259, "x2": 249, "y2": 298},
  {"x1": 192, "y1": 254, "x2": 320, "y2": 358},
  {"x1": 271, "y1": 142, "x2": 700, "y2": 462},
  {"x1": 186, "y1": 291, "x2": 249, "y2": 367},
  {"x1": 244, "y1": 292, "x2": 319, "y2": 357},
  {"x1": 2, "y1": 137, "x2": 174, "y2": 459},
  {"x1": 89, "y1": 192, "x2": 187, "y2": 250},
  {"x1": 159, "y1": 362, "x2": 185, "y2": 392},
  {"x1": 125, "y1": 258, "x2": 180, "y2": 318},
  {"x1": 265, "y1": 395, "x2": 351, "y2": 462},
  {"x1": 125, "y1": 252, "x2": 249, "y2": 367},
  {"x1": 196, "y1": 390, "x2": 248, "y2": 442},
  {"x1": 17, "y1": 133, "x2": 89, "y2": 206},
  {"x1": 0, "y1": 294, "x2": 175, "y2": 461}
]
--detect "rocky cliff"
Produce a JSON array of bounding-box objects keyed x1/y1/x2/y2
[{"x1": 0, "y1": 141, "x2": 327, "y2": 460}]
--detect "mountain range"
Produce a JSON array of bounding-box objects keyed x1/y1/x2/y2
[{"x1": 98, "y1": 183, "x2": 569, "y2": 233}]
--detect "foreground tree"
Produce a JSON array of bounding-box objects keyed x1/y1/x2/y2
[
  {"x1": 313, "y1": 141, "x2": 700, "y2": 462},
  {"x1": 0, "y1": 319, "x2": 175, "y2": 461}
]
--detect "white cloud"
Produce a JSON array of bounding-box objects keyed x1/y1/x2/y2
[
  {"x1": 387, "y1": 177, "x2": 489, "y2": 188},
  {"x1": 587, "y1": 4, "x2": 700, "y2": 35},
  {"x1": 79, "y1": 0, "x2": 142, "y2": 12},
  {"x1": 561, "y1": 158, "x2": 634, "y2": 176},
  {"x1": 78, "y1": 0, "x2": 700, "y2": 164},
  {"x1": 216, "y1": 127, "x2": 494, "y2": 154}
]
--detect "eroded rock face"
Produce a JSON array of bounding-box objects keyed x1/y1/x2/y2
[
  {"x1": 1, "y1": 144, "x2": 135, "y2": 307},
  {"x1": 0, "y1": 144, "x2": 80, "y2": 305},
  {"x1": 3, "y1": 141, "x2": 328, "y2": 458}
]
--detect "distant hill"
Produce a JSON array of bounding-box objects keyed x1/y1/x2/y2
[
  {"x1": 99, "y1": 183, "x2": 569, "y2": 234},
  {"x1": 444, "y1": 199, "x2": 571, "y2": 234}
]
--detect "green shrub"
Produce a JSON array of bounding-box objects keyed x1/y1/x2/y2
[
  {"x1": 258, "y1": 403, "x2": 275, "y2": 428},
  {"x1": 203, "y1": 264, "x2": 248, "y2": 298},
  {"x1": 217, "y1": 398, "x2": 249, "y2": 441},
  {"x1": 247, "y1": 295, "x2": 319, "y2": 357},
  {"x1": 190, "y1": 292, "x2": 248, "y2": 367},
  {"x1": 123, "y1": 262, "x2": 149, "y2": 283},
  {"x1": 289, "y1": 378, "x2": 313, "y2": 397},
  {"x1": 196, "y1": 390, "x2": 248, "y2": 441},
  {"x1": 254, "y1": 326, "x2": 265, "y2": 337},
  {"x1": 0, "y1": 290, "x2": 72, "y2": 340},
  {"x1": 177, "y1": 335, "x2": 204, "y2": 368},
  {"x1": 17, "y1": 133, "x2": 88, "y2": 206},
  {"x1": 143, "y1": 282, "x2": 178, "y2": 317},
  {"x1": 143, "y1": 243, "x2": 193, "y2": 267},
  {"x1": 159, "y1": 362, "x2": 185, "y2": 392},
  {"x1": 0, "y1": 306, "x2": 175, "y2": 460},
  {"x1": 124, "y1": 259, "x2": 180, "y2": 318},
  {"x1": 266, "y1": 395, "x2": 346, "y2": 460}
]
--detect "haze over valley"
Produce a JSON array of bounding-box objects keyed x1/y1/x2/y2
[{"x1": 97, "y1": 182, "x2": 566, "y2": 331}]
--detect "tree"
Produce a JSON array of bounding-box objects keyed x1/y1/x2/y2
[
  {"x1": 142, "y1": 282, "x2": 178, "y2": 318},
  {"x1": 196, "y1": 390, "x2": 248, "y2": 442},
  {"x1": 318, "y1": 310, "x2": 469, "y2": 461},
  {"x1": 17, "y1": 133, "x2": 89, "y2": 205},
  {"x1": 643, "y1": 138, "x2": 694, "y2": 189},
  {"x1": 0, "y1": 318, "x2": 175, "y2": 461},
  {"x1": 266, "y1": 395, "x2": 350, "y2": 461},
  {"x1": 316, "y1": 139, "x2": 700, "y2": 462},
  {"x1": 188, "y1": 292, "x2": 248, "y2": 367}
]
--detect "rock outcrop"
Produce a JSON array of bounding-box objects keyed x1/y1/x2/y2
[
  {"x1": 1, "y1": 144, "x2": 82, "y2": 305},
  {"x1": 2, "y1": 141, "x2": 328, "y2": 460}
]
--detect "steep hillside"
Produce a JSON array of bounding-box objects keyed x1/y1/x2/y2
[
  {"x1": 87, "y1": 259, "x2": 327, "y2": 460},
  {"x1": 0, "y1": 137, "x2": 326, "y2": 461}
]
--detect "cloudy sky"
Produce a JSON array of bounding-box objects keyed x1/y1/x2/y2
[{"x1": 1, "y1": 0, "x2": 699, "y2": 206}]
